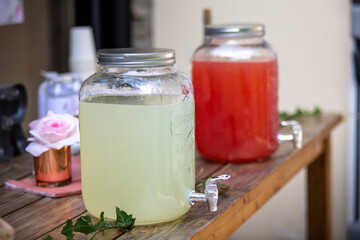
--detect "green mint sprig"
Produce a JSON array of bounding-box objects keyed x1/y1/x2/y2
[
  {"x1": 42, "y1": 237, "x2": 54, "y2": 240},
  {"x1": 279, "y1": 105, "x2": 322, "y2": 120},
  {"x1": 43, "y1": 207, "x2": 135, "y2": 240}
]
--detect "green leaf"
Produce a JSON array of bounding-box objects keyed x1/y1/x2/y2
[
  {"x1": 303, "y1": 110, "x2": 311, "y2": 116},
  {"x1": 313, "y1": 105, "x2": 322, "y2": 115},
  {"x1": 94, "y1": 212, "x2": 106, "y2": 231},
  {"x1": 94, "y1": 220, "x2": 105, "y2": 231},
  {"x1": 74, "y1": 215, "x2": 95, "y2": 235},
  {"x1": 116, "y1": 219, "x2": 135, "y2": 231},
  {"x1": 62, "y1": 208, "x2": 136, "y2": 239},
  {"x1": 217, "y1": 182, "x2": 230, "y2": 191},
  {"x1": 295, "y1": 107, "x2": 303, "y2": 114},
  {"x1": 279, "y1": 111, "x2": 288, "y2": 120},
  {"x1": 279, "y1": 105, "x2": 323, "y2": 120},
  {"x1": 43, "y1": 236, "x2": 54, "y2": 240},
  {"x1": 105, "y1": 221, "x2": 114, "y2": 228},
  {"x1": 100, "y1": 212, "x2": 104, "y2": 222},
  {"x1": 195, "y1": 178, "x2": 206, "y2": 192},
  {"x1": 116, "y1": 207, "x2": 136, "y2": 231},
  {"x1": 115, "y1": 207, "x2": 128, "y2": 223},
  {"x1": 61, "y1": 220, "x2": 74, "y2": 240}
]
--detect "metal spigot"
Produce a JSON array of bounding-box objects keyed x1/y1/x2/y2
[
  {"x1": 189, "y1": 174, "x2": 231, "y2": 212},
  {"x1": 277, "y1": 120, "x2": 303, "y2": 149}
]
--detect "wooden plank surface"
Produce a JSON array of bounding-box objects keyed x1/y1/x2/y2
[
  {"x1": 118, "y1": 114, "x2": 342, "y2": 239},
  {"x1": 0, "y1": 154, "x2": 33, "y2": 187},
  {"x1": 0, "y1": 188, "x2": 42, "y2": 217},
  {"x1": 3, "y1": 195, "x2": 85, "y2": 240},
  {"x1": 0, "y1": 114, "x2": 342, "y2": 240},
  {"x1": 195, "y1": 152, "x2": 225, "y2": 179}
]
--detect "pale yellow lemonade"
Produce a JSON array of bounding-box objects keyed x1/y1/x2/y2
[{"x1": 79, "y1": 95, "x2": 195, "y2": 225}]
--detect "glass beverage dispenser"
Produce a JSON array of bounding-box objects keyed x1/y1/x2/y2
[
  {"x1": 192, "y1": 24, "x2": 302, "y2": 162},
  {"x1": 79, "y1": 48, "x2": 230, "y2": 225}
]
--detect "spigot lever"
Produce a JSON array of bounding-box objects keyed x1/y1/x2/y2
[
  {"x1": 278, "y1": 120, "x2": 303, "y2": 149},
  {"x1": 189, "y1": 174, "x2": 231, "y2": 212}
]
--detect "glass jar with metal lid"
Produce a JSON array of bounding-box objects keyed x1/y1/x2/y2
[
  {"x1": 192, "y1": 24, "x2": 302, "y2": 162},
  {"x1": 79, "y1": 48, "x2": 230, "y2": 225}
]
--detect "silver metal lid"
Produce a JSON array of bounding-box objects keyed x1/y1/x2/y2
[
  {"x1": 205, "y1": 24, "x2": 265, "y2": 37},
  {"x1": 97, "y1": 48, "x2": 176, "y2": 67}
]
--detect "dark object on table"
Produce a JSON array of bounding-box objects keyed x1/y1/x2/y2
[{"x1": 0, "y1": 83, "x2": 27, "y2": 162}]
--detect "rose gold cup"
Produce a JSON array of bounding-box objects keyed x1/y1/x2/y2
[{"x1": 33, "y1": 146, "x2": 71, "y2": 187}]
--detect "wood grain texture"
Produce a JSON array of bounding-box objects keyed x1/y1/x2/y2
[
  {"x1": 0, "y1": 154, "x2": 33, "y2": 187},
  {"x1": 3, "y1": 195, "x2": 85, "y2": 240},
  {"x1": 117, "y1": 114, "x2": 342, "y2": 240},
  {"x1": 40, "y1": 148, "x2": 226, "y2": 239},
  {"x1": 0, "y1": 114, "x2": 342, "y2": 240},
  {"x1": 195, "y1": 151, "x2": 225, "y2": 179},
  {"x1": 308, "y1": 137, "x2": 331, "y2": 240},
  {"x1": 0, "y1": 188, "x2": 41, "y2": 217}
]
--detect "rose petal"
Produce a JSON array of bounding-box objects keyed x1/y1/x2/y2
[
  {"x1": 29, "y1": 129, "x2": 51, "y2": 145},
  {"x1": 46, "y1": 111, "x2": 56, "y2": 117},
  {"x1": 28, "y1": 118, "x2": 41, "y2": 130},
  {"x1": 43, "y1": 119, "x2": 64, "y2": 131},
  {"x1": 25, "y1": 142, "x2": 49, "y2": 157},
  {"x1": 42, "y1": 121, "x2": 75, "y2": 142},
  {"x1": 28, "y1": 111, "x2": 80, "y2": 149},
  {"x1": 72, "y1": 124, "x2": 80, "y2": 142},
  {"x1": 37, "y1": 130, "x2": 70, "y2": 143},
  {"x1": 43, "y1": 115, "x2": 74, "y2": 135},
  {"x1": 74, "y1": 130, "x2": 80, "y2": 142},
  {"x1": 47, "y1": 134, "x2": 80, "y2": 149}
]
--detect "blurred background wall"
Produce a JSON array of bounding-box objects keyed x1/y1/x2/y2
[
  {"x1": 153, "y1": 0, "x2": 350, "y2": 239},
  {"x1": 0, "y1": 0, "x2": 74, "y2": 133}
]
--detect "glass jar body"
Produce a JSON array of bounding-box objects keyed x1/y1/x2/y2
[
  {"x1": 79, "y1": 65, "x2": 195, "y2": 225},
  {"x1": 192, "y1": 35, "x2": 279, "y2": 162}
]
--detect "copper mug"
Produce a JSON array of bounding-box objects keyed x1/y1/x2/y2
[{"x1": 33, "y1": 146, "x2": 71, "y2": 187}]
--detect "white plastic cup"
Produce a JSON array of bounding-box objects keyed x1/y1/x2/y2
[
  {"x1": 69, "y1": 26, "x2": 97, "y2": 80},
  {"x1": 69, "y1": 26, "x2": 96, "y2": 61}
]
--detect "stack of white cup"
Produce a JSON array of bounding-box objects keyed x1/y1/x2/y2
[{"x1": 69, "y1": 26, "x2": 97, "y2": 81}]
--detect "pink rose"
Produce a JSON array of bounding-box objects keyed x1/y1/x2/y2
[{"x1": 26, "y1": 111, "x2": 80, "y2": 157}]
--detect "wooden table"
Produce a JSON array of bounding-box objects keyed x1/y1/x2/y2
[{"x1": 0, "y1": 114, "x2": 342, "y2": 240}]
